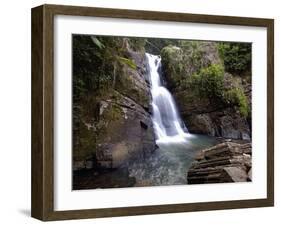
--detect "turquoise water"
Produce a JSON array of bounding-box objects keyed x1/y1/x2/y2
[{"x1": 128, "y1": 134, "x2": 218, "y2": 187}]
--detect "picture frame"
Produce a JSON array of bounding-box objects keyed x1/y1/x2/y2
[{"x1": 31, "y1": 4, "x2": 274, "y2": 221}]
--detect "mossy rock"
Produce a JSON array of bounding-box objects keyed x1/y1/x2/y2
[
  {"x1": 115, "y1": 65, "x2": 150, "y2": 109},
  {"x1": 73, "y1": 120, "x2": 97, "y2": 161},
  {"x1": 161, "y1": 45, "x2": 184, "y2": 89}
]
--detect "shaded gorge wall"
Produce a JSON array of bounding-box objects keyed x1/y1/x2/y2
[{"x1": 72, "y1": 36, "x2": 156, "y2": 171}]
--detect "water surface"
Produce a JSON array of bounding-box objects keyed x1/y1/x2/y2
[{"x1": 128, "y1": 134, "x2": 218, "y2": 186}]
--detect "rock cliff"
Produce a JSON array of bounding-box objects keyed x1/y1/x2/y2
[
  {"x1": 73, "y1": 36, "x2": 155, "y2": 170},
  {"x1": 160, "y1": 41, "x2": 251, "y2": 140}
]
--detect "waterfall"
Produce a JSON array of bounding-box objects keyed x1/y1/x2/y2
[{"x1": 146, "y1": 53, "x2": 191, "y2": 146}]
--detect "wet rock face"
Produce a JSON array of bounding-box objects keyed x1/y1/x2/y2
[
  {"x1": 186, "y1": 108, "x2": 251, "y2": 140},
  {"x1": 94, "y1": 48, "x2": 155, "y2": 169},
  {"x1": 187, "y1": 114, "x2": 216, "y2": 136},
  {"x1": 96, "y1": 90, "x2": 155, "y2": 168},
  {"x1": 187, "y1": 142, "x2": 252, "y2": 184},
  {"x1": 115, "y1": 50, "x2": 151, "y2": 111}
]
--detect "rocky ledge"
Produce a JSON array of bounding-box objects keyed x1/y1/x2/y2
[{"x1": 187, "y1": 141, "x2": 252, "y2": 184}]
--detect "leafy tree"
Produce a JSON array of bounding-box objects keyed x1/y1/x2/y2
[
  {"x1": 188, "y1": 64, "x2": 249, "y2": 117},
  {"x1": 191, "y1": 64, "x2": 225, "y2": 100},
  {"x1": 224, "y1": 88, "x2": 250, "y2": 117}
]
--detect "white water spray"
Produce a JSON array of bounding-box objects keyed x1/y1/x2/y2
[{"x1": 146, "y1": 53, "x2": 191, "y2": 147}]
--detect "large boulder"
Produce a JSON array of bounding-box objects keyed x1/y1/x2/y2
[
  {"x1": 186, "y1": 108, "x2": 251, "y2": 140},
  {"x1": 96, "y1": 90, "x2": 155, "y2": 168},
  {"x1": 187, "y1": 114, "x2": 216, "y2": 136},
  {"x1": 187, "y1": 142, "x2": 252, "y2": 184}
]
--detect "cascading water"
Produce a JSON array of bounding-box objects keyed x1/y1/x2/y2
[
  {"x1": 146, "y1": 53, "x2": 191, "y2": 147},
  {"x1": 121, "y1": 53, "x2": 218, "y2": 186}
]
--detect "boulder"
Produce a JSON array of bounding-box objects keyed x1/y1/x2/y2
[
  {"x1": 218, "y1": 109, "x2": 251, "y2": 140},
  {"x1": 186, "y1": 108, "x2": 251, "y2": 140},
  {"x1": 115, "y1": 62, "x2": 151, "y2": 110},
  {"x1": 187, "y1": 142, "x2": 252, "y2": 184},
  {"x1": 95, "y1": 90, "x2": 156, "y2": 168},
  {"x1": 223, "y1": 167, "x2": 248, "y2": 182},
  {"x1": 187, "y1": 114, "x2": 216, "y2": 136}
]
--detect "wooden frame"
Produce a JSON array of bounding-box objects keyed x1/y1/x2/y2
[{"x1": 31, "y1": 4, "x2": 274, "y2": 221}]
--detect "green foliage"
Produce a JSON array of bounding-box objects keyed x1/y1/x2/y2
[
  {"x1": 72, "y1": 35, "x2": 112, "y2": 101},
  {"x1": 190, "y1": 64, "x2": 225, "y2": 99},
  {"x1": 90, "y1": 36, "x2": 105, "y2": 49},
  {"x1": 72, "y1": 35, "x2": 140, "y2": 100},
  {"x1": 73, "y1": 121, "x2": 97, "y2": 160},
  {"x1": 218, "y1": 42, "x2": 251, "y2": 74},
  {"x1": 160, "y1": 45, "x2": 184, "y2": 87},
  {"x1": 72, "y1": 35, "x2": 141, "y2": 160},
  {"x1": 102, "y1": 104, "x2": 122, "y2": 121},
  {"x1": 117, "y1": 56, "x2": 137, "y2": 70},
  {"x1": 186, "y1": 63, "x2": 249, "y2": 117},
  {"x1": 179, "y1": 41, "x2": 207, "y2": 75},
  {"x1": 224, "y1": 88, "x2": 250, "y2": 117},
  {"x1": 159, "y1": 40, "x2": 251, "y2": 119},
  {"x1": 161, "y1": 41, "x2": 221, "y2": 91}
]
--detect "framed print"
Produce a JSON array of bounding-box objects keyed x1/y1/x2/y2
[{"x1": 31, "y1": 4, "x2": 274, "y2": 221}]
